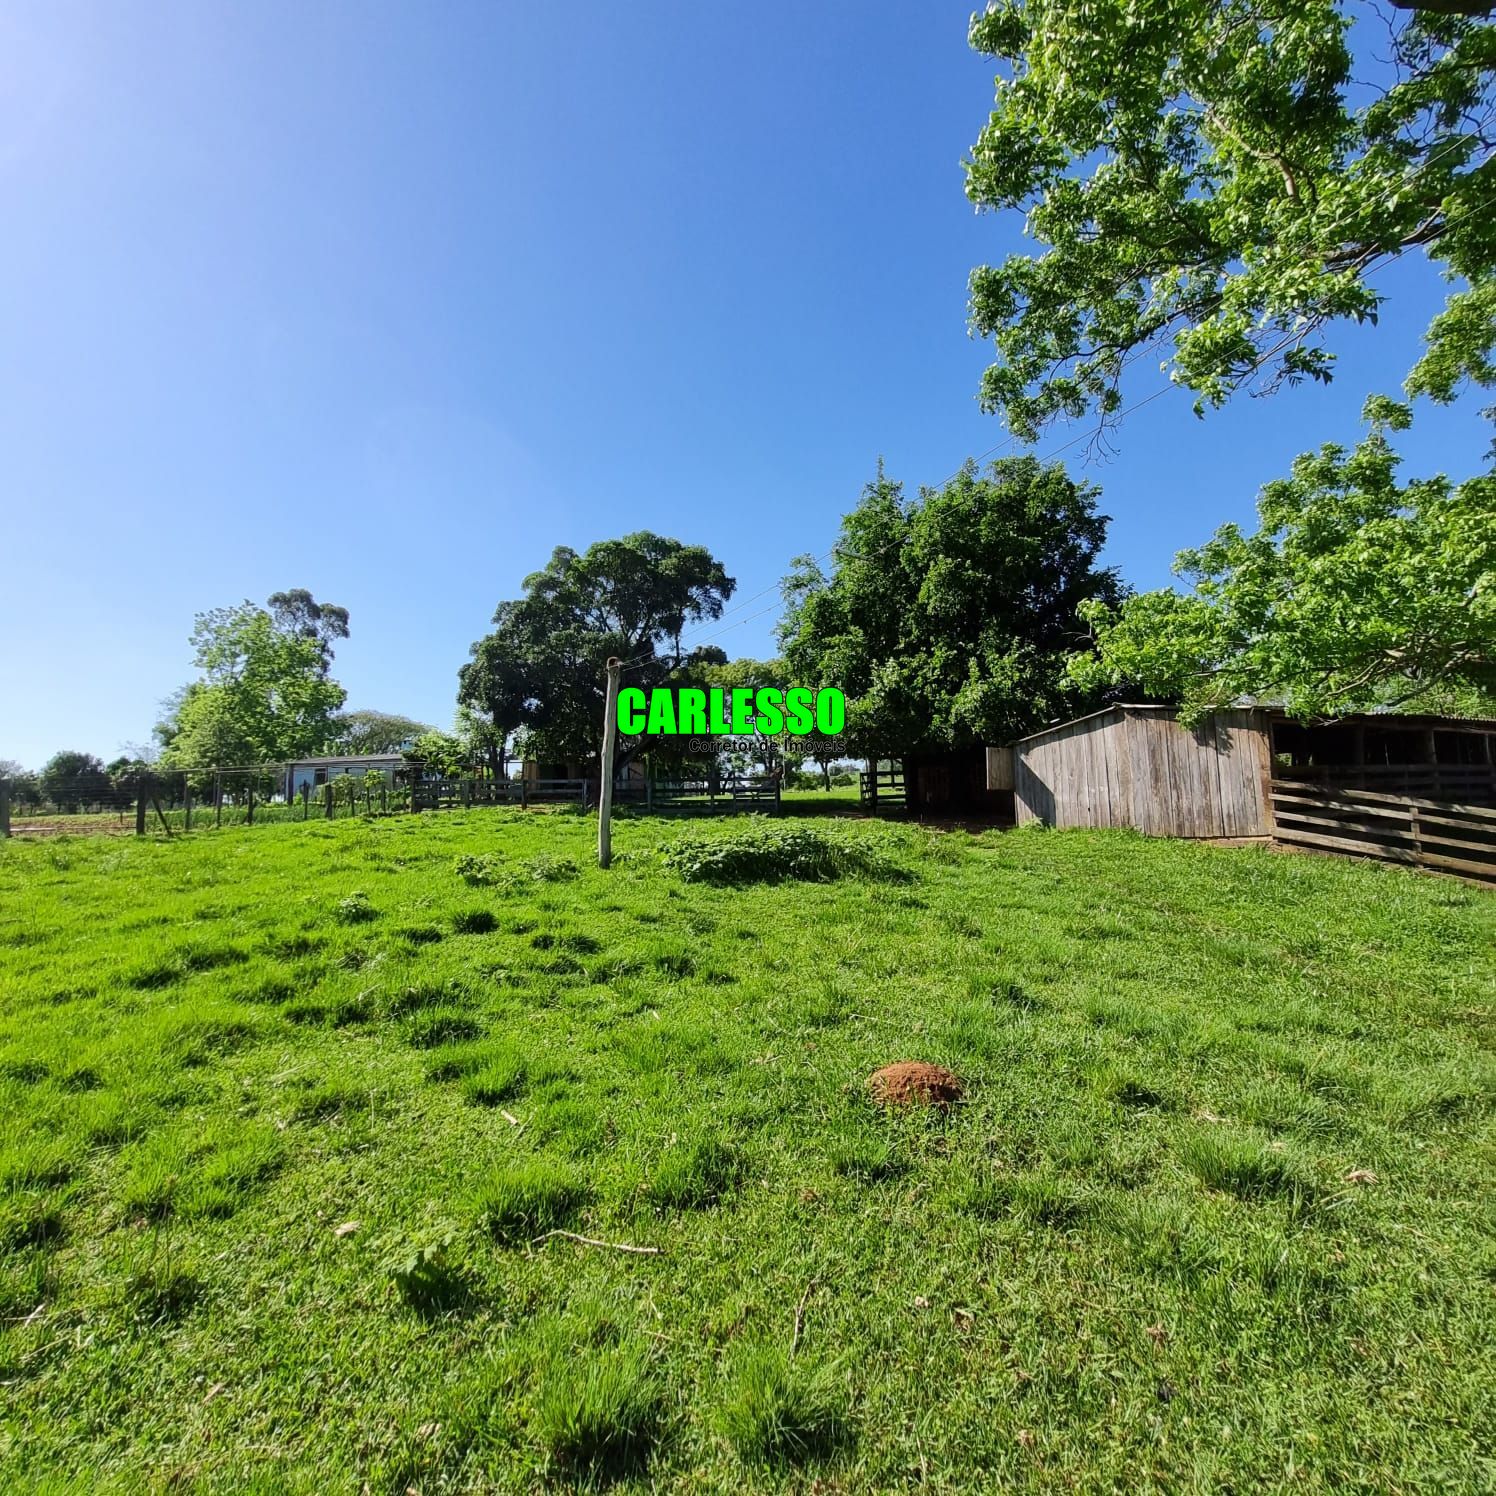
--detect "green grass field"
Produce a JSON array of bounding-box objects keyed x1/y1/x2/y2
[{"x1": 1, "y1": 809, "x2": 1492, "y2": 1491}]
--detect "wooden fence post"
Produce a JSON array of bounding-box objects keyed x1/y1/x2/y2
[
  {"x1": 0, "y1": 779, "x2": 10, "y2": 838},
  {"x1": 598, "y1": 656, "x2": 621, "y2": 868},
  {"x1": 214, "y1": 771, "x2": 223, "y2": 829},
  {"x1": 246, "y1": 783, "x2": 254, "y2": 826},
  {"x1": 183, "y1": 781, "x2": 192, "y2": 832},
  {"x1": 136, "y1": 781, "x2": 148, "y2": 836},
  {"x1": 325, "y1": 783, "x2": 333, "y2": 819}
]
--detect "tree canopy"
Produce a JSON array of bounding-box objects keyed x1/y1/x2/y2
[
  {"x1": 39, "y1": 751, "x2": 110, "y2": 810},
  {"x1": 405, "y1": 729, "x2": 469, "y2": 778},
  {"x1": 779, "y1": 458, "x2": 1123, "y2": 754},
  {"x1": 333, "y1": 710, "x2": 433, "y2": 756},
  {"x1": 460, "y1": 533, "x2": 735, "y2": 767},
  {"x1": 1070, "y1": 399, "x2": 1496, "y2": 722},
  {"x1": 157, "y1": 592, "x2": 350, "y2": 768},
  {"x1": 267, "y1": 589, "x2": 350, "y2": 675},
  {"x1": 964, "y1": 0, "x2": 1496, "y2": 442}
]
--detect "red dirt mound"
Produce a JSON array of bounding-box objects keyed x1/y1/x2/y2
[{"x1": 867, "y1": 1061, "x2": 963, "y2": 1110}]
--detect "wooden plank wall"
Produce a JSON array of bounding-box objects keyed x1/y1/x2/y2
[
  {"x1": 1014, "y1": 707, "x2": 1272, "y2": 837},
  {"x1": 1124, "y1": 708, "x2": 1270, "y2": 837},
  {"x1": 1015, "y1": 710, "x2": 1133, "y2": 829}
]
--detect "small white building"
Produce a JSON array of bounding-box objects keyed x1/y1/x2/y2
[{"x1": 284, "y1": 754, "x2": 405, "y2": 801}]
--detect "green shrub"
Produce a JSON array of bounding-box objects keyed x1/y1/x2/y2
[
  {"x1": 660, "y1": 820, "x2": 910, "y2": 885},
  {"x1": 385, "y1": 1230, "x2": 467, "y2": 1317}
]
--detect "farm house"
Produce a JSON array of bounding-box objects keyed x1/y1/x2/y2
[
  {"x1": 988, "y1": 704, "x2": 1496, "y2": 879},
  {"x1": 283, "y1": 753, "x2": 407, "y2": 800}
]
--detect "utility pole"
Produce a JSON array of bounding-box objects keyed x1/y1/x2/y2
[{"x1": 598, "y1": 656, "x2": 622, "y2": 869}]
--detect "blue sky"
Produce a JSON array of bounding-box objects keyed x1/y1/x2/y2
[{"x1": 1, "y1": 1, "x2": 1487, "y2": 769}]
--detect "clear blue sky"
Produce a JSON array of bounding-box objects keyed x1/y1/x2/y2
[{"x1": 1, "y1": 1, "x2": 1487, "y2": 769}]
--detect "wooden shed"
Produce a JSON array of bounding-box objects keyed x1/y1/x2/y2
[
  {"x1": 1005, "y1": 705, "x2": 1273, "y2": 837},
  {"x1": 999, "y1": 704, "x2": 1496, "y2": 847}
]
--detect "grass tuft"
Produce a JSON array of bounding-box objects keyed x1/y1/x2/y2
[
  {"x1": 715, "y1": 1344, "x2": 845, "y2": 1467},
  {"x1": 450, "y1": 907, "x2": 498, "y2": 935},
  {"x1": 650, "y1": 1133, "x2": 740, "y2": 1210},
  {"x1": 1179, "y1": 1127, "x2": 1318, "y2": 1207},
  {"x1": 400, "y1": 1009, "x2": 484, "y2": 1049},
  {"x1": 535, "y1": 1341, "x2": 661, "y2": 1479},
  {"x1": 470, "y1": 1160, "x2": 587, "y2": 1242},
  {"x1": 122, "y1": 1258, "x2": 200, "y2": 1324}
]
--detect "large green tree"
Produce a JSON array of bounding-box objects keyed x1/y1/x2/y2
[
  {"x1": 39, "y1": 751, "x2": 111, "y2": 811},
  {"x1": 964, "y1": 0, "x2": 1495, "y2": 441},
  {"x1": 157, "y1": 593, "x2": 349, "y2": 768},
  {"x1": 779, "y1": 458, "x2": 1123, "y2": 754},
  {"x1": 1070, "y1": 399, "x2": 1496, "y2": 721},
  {"x1": 460, "y1": 533, "x2": 735, "y2": 769}
]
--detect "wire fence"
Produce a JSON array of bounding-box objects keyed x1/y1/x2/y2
[
  {"x1": 0, "y1": 764, "x2": 420, "y2": 838},
  {"x1": 0, "y1": 762, "x2": 788, "y2": 837}
]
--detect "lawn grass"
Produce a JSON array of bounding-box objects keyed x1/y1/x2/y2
[{"x1": 0, "y1": 807, "x2": 1492, "y2": 1491}]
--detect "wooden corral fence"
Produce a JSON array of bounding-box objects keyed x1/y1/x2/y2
[
  {"x1": 410, "y1": 777, "x2": 587, "y2": 810},
  {"x1": 1270, "y1": 779, "x2": 1496, "y2": 883},
  {"x1": 412, "y1": 775, "x2": 783, "y2": 815},
  {"x1": 1270, "y1": 762, "x2": 1496, "y2": 801},
  {"x1": 615, "y1": 776, "x2": 781, "y2": 813},
  {"x1": 858, "y1": 765, "x2": 907, "y2": 809}
]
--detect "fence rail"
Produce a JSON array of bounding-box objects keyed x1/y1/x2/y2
[
  {"x1": 858, "y1": 766, "x2": 907, "y2": 808},
  {"x1": 1274, "y1": 763, "x2": 1496, "y2": 801},
  {"x1": 1270, "y1": 780, "x2": 1496, "y2": 883},
  {"x1": 615, "y1": 776, "x2": 782, "y2": 812}
]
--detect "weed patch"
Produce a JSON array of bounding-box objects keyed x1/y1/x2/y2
[{"x1": 661, "y1": 820, "x2": 913, "y2": 885}]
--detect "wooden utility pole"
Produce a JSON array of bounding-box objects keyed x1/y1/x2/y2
[{"x1": 598, "y1": 656, "x2": 622, "y2": 869}]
